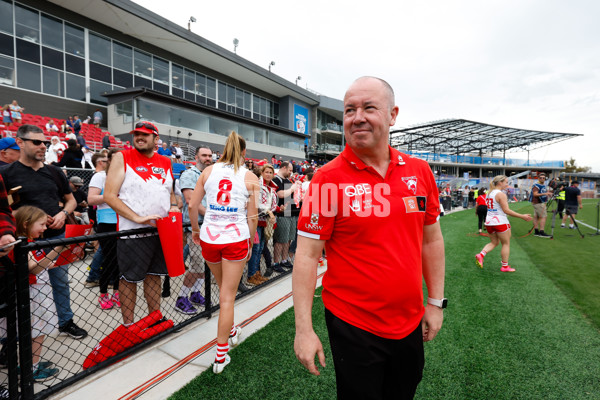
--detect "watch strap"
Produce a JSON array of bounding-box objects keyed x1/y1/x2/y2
[{"x1": 427, "y1": 297, "x2": 447, "y2": 308}]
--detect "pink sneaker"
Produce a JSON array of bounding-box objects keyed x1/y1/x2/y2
[
  {"x1": 111, "y1": 292, "x2": 120, "y2": 307},
  {"x1": 500, "y1": 266, "x2": 516, "y2": 272},
  {"x1": 475, "y1": 254, "x2": 484, "y2": 269},
  {"x1": 98, "y1": 293, "x2": 114, "y2": 310}
]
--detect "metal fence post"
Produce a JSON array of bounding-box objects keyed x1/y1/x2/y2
[
  {"x1": 14, "y1": 240, "x2": 34, "y2": 399},
  {"x1": 1, "y1": 255, "x2": 19, "y2": 399},
  {"x1": 204, "y1": 262, "x2": 212, "y2": 319}
]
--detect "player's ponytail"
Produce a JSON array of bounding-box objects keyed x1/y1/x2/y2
[
  {"x1": 489, "y1": 175, "x2": 507, "y2": 191},
  {"x1": 219, "y1": 131, "x2": 246, "y2": 172}
]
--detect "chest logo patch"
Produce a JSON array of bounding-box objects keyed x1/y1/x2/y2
[
  {"x1": 403, "y1": 196, "x2": 427, "y2": 213},
  {"x1": 136, "y1": 166, "x2": 148, "y2": 172},
  {"x1": 402, "y1": 176, "x2": 418, "y2": 195}
]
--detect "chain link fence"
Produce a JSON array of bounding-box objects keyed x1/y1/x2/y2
[{"x1": 0, "y1": 221, "x2": 289, "y2": 399}]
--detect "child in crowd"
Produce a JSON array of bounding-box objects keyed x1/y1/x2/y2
[
  {"x1": 1, "y1": 105, "x2": 11, "y2": 126},
  {"x1": 14, "y1": 206, "x2": 66, "y2": 381}
]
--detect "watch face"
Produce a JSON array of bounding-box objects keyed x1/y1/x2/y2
[{"x1": 441, "y1": 298, "x2": 448, "y2": 308}]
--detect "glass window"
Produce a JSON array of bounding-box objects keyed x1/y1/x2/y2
[
  {"x1": 64, "y1": 23, "x2": 84, "y2": 57},
  {"x1": 16, "y1": 38, "x2": 39, "y2": 63},
  {"x1": 113, "y1": 69, "x2": 132, "y2": 87},
  {"x1": 90, "y1": 79, "x2": 112, "y2": 105},
  {"x1": 171, "y1": 64, "x2": 183, "y2": 89},
  {"x1": 0, "y1": 55, "x2": 14, "y2": 85},
  {"x1": 152, "y1": 56, "x2": 168, "y2": 84},
  {"x1": 42, "y1": 47, "x2": 63, "y2": 70},
  {"x1": 113, "y1": 42, "x2": 132, "y2": 72},
  {"x1": 184, "y1": 68, "x2": 194, "y2": 93},
  {"x1": 206, "y1": 77, "x2": 216, "y2": 99},
  {"x1": 0, "y1": 0, "x2": 13, "y2": 35},
  {"x1": 89, "y1": 61, "x2": 111, "y2": 83},
  {"x1": 65, "y1": 54, "x2": 84, "y2": 75},
  {"x1": 218, "y1": 81, "x2": 226, "y2": 102},
  {"x1": 41, "y1": 14, "x2": 62, "y2": 50},
  {"x1": 236, "y1": 88, "x2": 244, "y2": 109},
  {"x1": 15, "y1": 4, "x2": 38, "y2": 43},
  {"x1": 134, "y1": 75, "x2": 151, "y2": 88},
  {"x1": 243, "y1": 92, "x2": 251, "y2": 111},
  {"x1": 134, "y1": 50, "x2": 151, "y2": 78},
  {"x1": 227, "y1": 85, "x2": 235, "y2": 105},
  {"x1": 0, "y1": 33, "x2": 13, "y2": 57},
  {"x1": 153, "y1": 81, "x2": 168, "y2": 93},
  {"x1": 16, "y1": 60, "x2": 40, "y2": 91},
  {"x1": 195, "y1": 73, "x2": 205, "y2": 95},
  {"x1": 89, "y1": 33, "x2": 111, "y2": 65},
  {"x1": 42, "y1": 67, "x2": 64, "y2": 96},
  {"x1": 66, "y1": 73, "x2": 85, "y2": 101}
]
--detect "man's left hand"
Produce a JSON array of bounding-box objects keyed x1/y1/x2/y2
[
  {"x1": 422, "y1": 304, "x2": 444, "y2": 342},
  {"x1": 0, "y1": 234, "x2": 16, "y2": 256},
  {"x1": 49, "y1": 211, "x2": 67, "y2": 230}
]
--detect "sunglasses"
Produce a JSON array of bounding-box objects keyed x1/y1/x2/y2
[
  {"x1": 20, "y1": 137, "x2": 50, "y2": 146},
  {"x1": 135, "y1": 122, "x2": 158, "y2": 134}
]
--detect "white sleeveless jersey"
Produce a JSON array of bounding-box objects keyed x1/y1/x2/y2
[
  {"x1": 200, "y1": 163, "x2": 250, "y2": 244},
  {"x1": 485, "y1": 189, "x2": 510, "y2": 226}
]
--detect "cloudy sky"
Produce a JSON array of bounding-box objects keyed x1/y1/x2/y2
[{"x1": 136, "y1": 0, "x2": 600, "y2": 172}]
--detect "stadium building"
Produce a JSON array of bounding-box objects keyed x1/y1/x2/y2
[{"x1": 0, "y1": 0, "x2": 344, "y2": 161}]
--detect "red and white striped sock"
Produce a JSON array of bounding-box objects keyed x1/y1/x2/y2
[
  {"x1": 230, "y1": 325, "x2": 237, "y2": 338},
  {"x1": 501, "y1": 261, "x2": 508, "y2": 268},
  {"x1": 480, "y1": 250, "x2": 487, "y2": 257},
  {"x1": 215, "y1": 342, "x2": 229, "y2": 364}
]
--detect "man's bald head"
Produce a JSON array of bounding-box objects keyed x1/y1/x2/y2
[{"x1": 347, "y1": 76, "x2": 395, "y2": 110}]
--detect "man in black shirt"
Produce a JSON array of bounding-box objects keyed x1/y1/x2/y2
[
  {"x1": 561, "y1": 181, "x2": 583, "y2": 229},
  {"x1": 272, "y1": 161, "x2": 299, "y2": 272},
  {"x1": 0, "y1": 124, "x2": 87, "y2": 339}
]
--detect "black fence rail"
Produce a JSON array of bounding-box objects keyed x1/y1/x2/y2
[{"x1": 0, "y1": 224, "x2": 289, "y2": 399}]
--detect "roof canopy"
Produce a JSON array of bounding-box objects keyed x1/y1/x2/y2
[{"x1": 390, "y1": 119, "x2": 582, "y2": 154}]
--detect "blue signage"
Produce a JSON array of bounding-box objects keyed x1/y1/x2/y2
[{"x1": 294, "y1": 104, "x2": 309, "y2": 135}]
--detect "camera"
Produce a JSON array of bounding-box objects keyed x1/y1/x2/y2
[{"x1": 548, "y1": 178, "x2": 568, "y2": 192}]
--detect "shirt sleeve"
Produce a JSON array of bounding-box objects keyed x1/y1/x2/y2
[
  {"x1": 0, "y1": 175, "x2": 15, "y2": 237},
  {"x1": 423, "y1": 166, "x2": 440, "y2": 225},
  {"x1": 297, "y1": 170, "x2": 337, "y2": 241}
]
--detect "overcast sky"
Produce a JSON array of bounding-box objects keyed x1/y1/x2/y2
[{"x1": 135, "y1": 0, "x2": 600, "y2": 172}]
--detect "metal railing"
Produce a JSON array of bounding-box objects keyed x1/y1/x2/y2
[{"x1": 0, "y1": 224, "x2": 287, "y2": 399}]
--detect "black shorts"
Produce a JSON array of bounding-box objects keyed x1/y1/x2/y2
[
  {"x1": 325, "y1": 308, "x2": 424, "y2": 400},
  {"x1": 117, "y1": 235, "x2": 168, "y2": 283},
  {"x1": 565, "y1": 205, "x2": 578, "y2": 216}
]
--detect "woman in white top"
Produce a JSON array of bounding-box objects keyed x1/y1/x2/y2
[
  {"x1": 475, "y1": 175, "x2": 532, "y2": 272},
  {"x1": 189, "y1": 131, "x2": 258, "y2": 373}
]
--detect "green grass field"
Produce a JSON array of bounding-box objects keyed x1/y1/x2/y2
[{"x1": 170, "y1": 200, "x2": 600, "y2": 400}]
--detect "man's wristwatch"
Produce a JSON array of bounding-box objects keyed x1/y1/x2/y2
[
  {"x1": 427, "y1": 297, "x2": 448, "y2": 309},
  {"x1": 62, "y1": 210, "x2": 69, "y2": 217}
]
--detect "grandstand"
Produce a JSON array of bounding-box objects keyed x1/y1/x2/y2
[{"x1": 0, "y1": 112, "x2": 122, "y2": 150}]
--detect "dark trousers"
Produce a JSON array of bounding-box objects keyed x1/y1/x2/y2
[
  {"x1": 476, "y1": 205, "x2": 488, "y2": 230},
  {"x1": 325, "y1": 308, "x2": 424, "y2": 400},
  {"x1": 98, "y1": 223, "x2": 119, "y2": 294}
]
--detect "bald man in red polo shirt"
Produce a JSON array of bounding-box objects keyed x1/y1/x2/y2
[{"x1": 293, "y1": 77, "x2": 446, "y2": 400}]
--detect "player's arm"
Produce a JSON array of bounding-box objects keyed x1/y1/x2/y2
[
  {"x1": 104, "y1": 152, "x2": 161, "y2": 226},
  {"x1": 421, "y1": 221, "x2": 445, "y2": 342},
  {"x1": 189, "y1": 166, "x2": 211, "y2": 240},
  {"x1": 245, "y1": 171, "x2": 259, "y2": 245},
  {"x1": 292, "y1": 235, "x2": 326, "y2": 376},
  {"x1": 497, "y1": 192, "x2": 532, "y2": 221}
]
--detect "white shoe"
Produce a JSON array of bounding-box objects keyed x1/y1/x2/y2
[
  {"x1": 229, "y1": 326, "x2": 242, "y2": 347},
  {"x1": 213, "y1": 354, "x2": 230, "y2": 374}
]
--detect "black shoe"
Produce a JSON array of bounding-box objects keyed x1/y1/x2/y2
[
  {"x1": 538, "y1": 232, "x2": 552, "y2": 238},
  {"x1": 273, "y1": 263, "x2": 285, "y2": 273},
  {"x1": 59, "y1": 319, "x2": 88, "y2": 339},
  {"x1": 238, "y1": 281, "x2": 250, "y2": 293},
  {"x1": 263, "y1": 267, "x2": 274, "y2": 278},
  {"x1": 0, "y1": 384, "x2": 9, "y2": 400},
  {"x1": 282, "y1": 260, "x2": 293, "y2": 270}
]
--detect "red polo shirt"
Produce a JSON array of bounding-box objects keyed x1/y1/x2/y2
[{"x1": 297, "y1": 145, "x2": 440, "y2": 339}]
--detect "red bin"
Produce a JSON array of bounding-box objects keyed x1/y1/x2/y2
[{"x1": 156, "y1": 212, "x2": 185, "y2": 277}]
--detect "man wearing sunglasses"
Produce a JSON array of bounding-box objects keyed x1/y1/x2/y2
[
  {"x1": 0, "y1": 124, "x2": 88, "y2": 339},
  {"x1": 104, "y1": 121, "x2": 179, "y2": 326}
]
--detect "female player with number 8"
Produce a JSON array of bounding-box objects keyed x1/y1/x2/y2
[
  {"x1": 475, "y1": 175, "x2": 532, "y2": 272},
  {"x1": 189, "y1": 131, "x2": 259, "y2": 373}
]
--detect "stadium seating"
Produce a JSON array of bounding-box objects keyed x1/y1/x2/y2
[{"x1": 3, "y1": 112, "x2": 121, "y2": 151}]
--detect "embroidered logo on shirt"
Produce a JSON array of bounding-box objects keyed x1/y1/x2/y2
[{"x1": 401, "y1": 176, "x2": 418, "y2": 195}]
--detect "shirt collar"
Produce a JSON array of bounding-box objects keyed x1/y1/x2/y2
[{"x1": 341, "y1": 145, "x2": 407, "y2": 170}]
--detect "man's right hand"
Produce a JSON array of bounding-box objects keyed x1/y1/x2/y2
[
  {"x1": 134, "y1": 214, "x2": 162, "y2": 227},
  {"x1": 294, "y1": 330, "x2": 326, "y2": 376}
]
